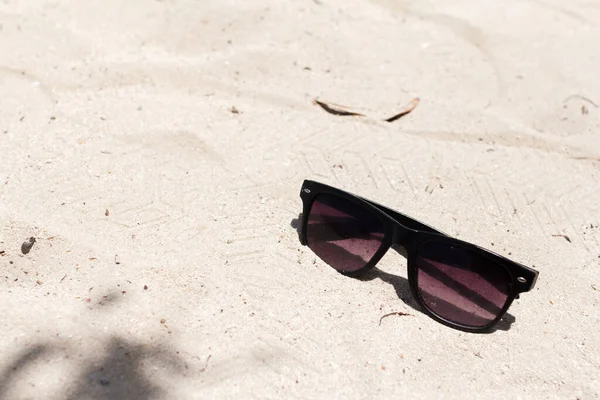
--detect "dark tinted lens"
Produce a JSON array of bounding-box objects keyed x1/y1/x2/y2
[
  {"x1": 416, "y1": 241, "x2": 511, "y2": 327},
  {"x1": 306, "y1": 193, "x2": 385, "y2": 272}
]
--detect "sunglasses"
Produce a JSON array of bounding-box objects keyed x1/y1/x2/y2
[{"x1": 298, "y1": 180, "x2": 539, "y2": 332}]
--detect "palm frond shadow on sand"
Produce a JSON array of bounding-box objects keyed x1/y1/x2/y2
[{"x1": 0, "y1": 336, "x2": 184, "y2": 400}]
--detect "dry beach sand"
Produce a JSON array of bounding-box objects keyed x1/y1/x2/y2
[{"x1": 1, "y1": 0, "x2": 600, "y2": 398}]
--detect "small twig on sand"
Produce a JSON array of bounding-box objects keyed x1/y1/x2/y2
[
  {"x1": 313, "y1": 97, "x2": 420, "y2": 122},
  {"x1": 379, "y1": 311, "x2": 414, "y2": 326},
  {"x1": 551, "y1": 234, "x2": 572, "y2": 243},
  {"x1": 563, "y1": 95, "x2": 598, "y2": 108},
  {"x1": 200, "y1": 354, "x2": 212, "y2": 372},
  {"x1": 313, "y1": 99, "x2": 364, "y2": 117},
  {"x1": 384, "y1": 97, "x2": 420, "y2": 122}
]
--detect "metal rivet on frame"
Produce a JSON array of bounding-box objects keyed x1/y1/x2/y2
[
  {"x1": 517, "y1": 277, "x2": 527, "y2": 283},
  {"x1": 303, "y1": 188, "x2": 311, "y2": 193}
]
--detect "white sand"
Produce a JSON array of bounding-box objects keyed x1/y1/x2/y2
[{"x1": 1, "y1": 0, "x2": 599, "y2": 398}]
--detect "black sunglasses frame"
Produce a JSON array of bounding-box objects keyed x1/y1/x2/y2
[{"x1": 298, "y1": 180, "x2": 539, "y2": 333}]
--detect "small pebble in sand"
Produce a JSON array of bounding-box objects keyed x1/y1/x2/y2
[{"x1": 21, "y1": 237, "x2": 36, "y2": 254}]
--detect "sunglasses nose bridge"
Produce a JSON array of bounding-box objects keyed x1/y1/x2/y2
[{"x1": 392, "y1": 224, "x2": 411, "y2": 246}]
